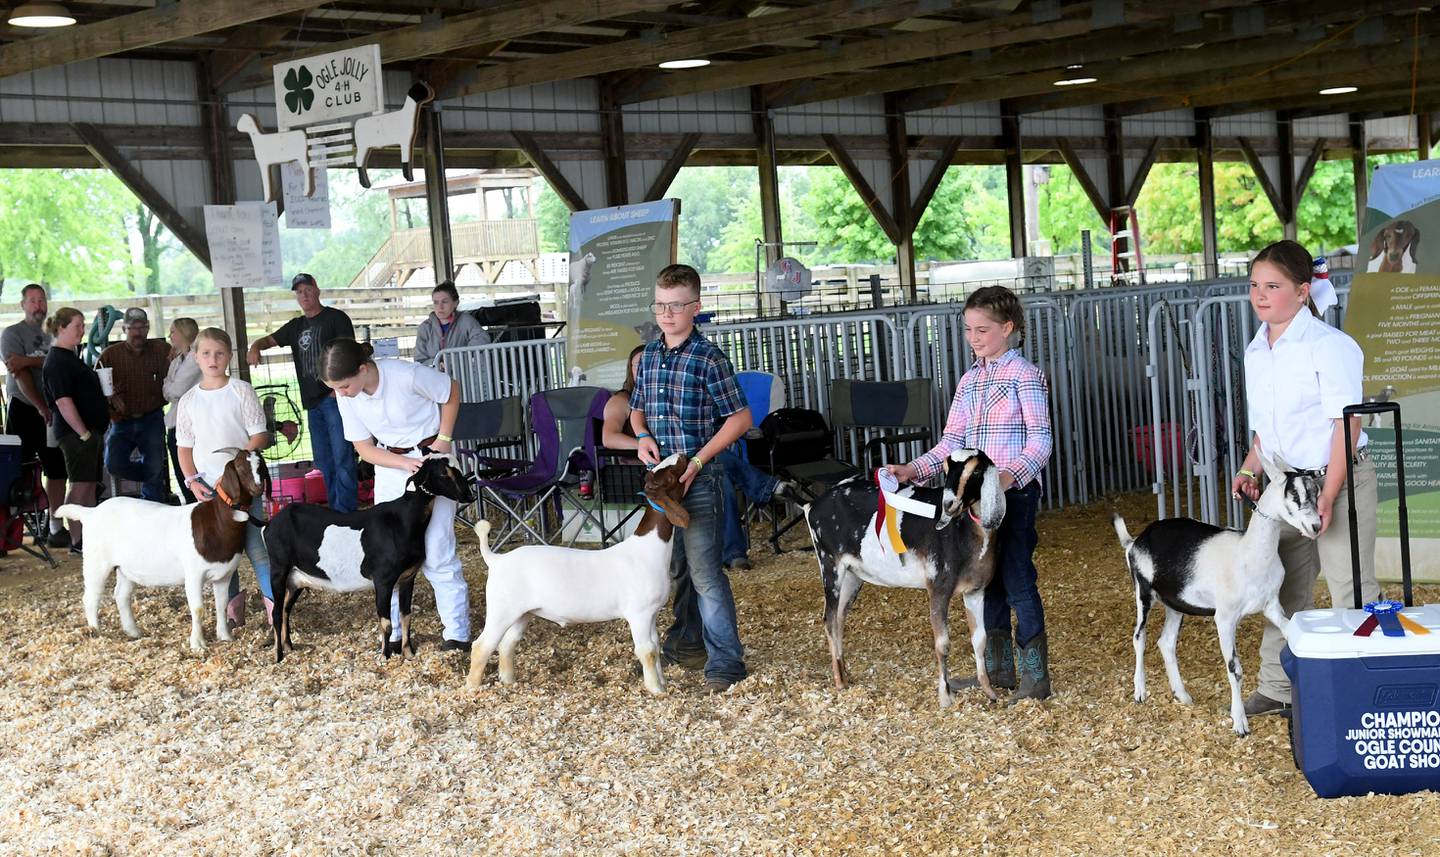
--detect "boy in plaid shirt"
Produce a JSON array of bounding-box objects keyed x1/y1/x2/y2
[
  {"x1": 886, "y1": 285, "x2": 1055, "y2": 703},
  {"x1": 630, "y1": 264, "x2": 753, "y2": 693}
]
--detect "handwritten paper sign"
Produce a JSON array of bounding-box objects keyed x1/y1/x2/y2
[
  {"x1": 282, "y1": 163, "x2": 331, "y2": 230},
  {"x1": 204, "y1": 203, "x2": 283, "y2": 289}
]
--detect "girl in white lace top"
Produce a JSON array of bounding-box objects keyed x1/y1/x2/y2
[{"x1": 175, "y1": 327, "x2": 273, "y2": 627}]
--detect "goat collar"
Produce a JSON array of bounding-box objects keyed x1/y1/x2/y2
[
  {"x1": 1242, "y1": 496, "x2": 1275, "y2": 521},
  {"x1": 214, "y1": 482, "x2": 267, "y2": 525}
]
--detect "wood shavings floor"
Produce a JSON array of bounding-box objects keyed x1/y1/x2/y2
[{"x1": 1, "y1": 492, "x2": 1438, "y2": 855}]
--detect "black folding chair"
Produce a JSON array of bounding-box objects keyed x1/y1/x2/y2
[{"x1": 451, "y1": 395, "x2": 526, "y2": 526}]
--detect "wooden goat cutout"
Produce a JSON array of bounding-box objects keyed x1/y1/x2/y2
[
  {"x1": 354, "y1": 81, "x2": 435, "y2": 189},
  {"x1": 236, "y1": 114, "x2": 312, "y2": 203}
]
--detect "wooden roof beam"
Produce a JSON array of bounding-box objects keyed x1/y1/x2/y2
[
  {"x1": 72, "y1": 122, "x2": 211, "y2": 268},
  {"x1": 802, "y1": 0, "x2": 1395, "y2": 110},
  {"x1": 0, "y1": 0, "x2": 328, "y2": 80},
  {"x1": 456, "y1": 0, "x2": 988, "y2": 99},
  {"x1": 822, "y1": 133, "x2": 901, "y2": 244},
  {"x1": 620, "y1": 0, "x2": 1250, "y2": 105},
  {"x1": 240, "y1": 0, "x2": 677, "y2": 90}
]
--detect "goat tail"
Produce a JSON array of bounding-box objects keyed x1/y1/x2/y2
[
  {"x1": 1111, "y1": 513, "x2": 1135, "y2": 552},
  {"x1": 471, "y1": 520, "x2": 498, "y2": 566},
  {"x1": 54, "y1": 504, "x2": 91, "y2": 522}
]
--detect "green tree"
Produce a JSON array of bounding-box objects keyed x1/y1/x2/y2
[
  {"x1": 0, "y1": 168, "x2": 144, "y2": 298},
  {"x1": 913, "y1": 166, "x2": 1011, "y2": 260},
  {"x1": 1036, "y1": 166, "x2": 1108, "y2": 257},
  {"x1": 534, "y1": 181, "x2": 571, "y2": 253}
]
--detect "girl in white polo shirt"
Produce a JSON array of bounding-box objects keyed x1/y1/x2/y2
[
  {"x1": 320, "y1": 338, "x2": 471, "y2": 652},
  {"x1": 1232, "y1": 240, "x2": 1378, "y2": 718},
  {"x1": 175, "y1": 327, "x2": 272, "y2": 627}
]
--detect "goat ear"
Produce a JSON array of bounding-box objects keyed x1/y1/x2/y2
[
  {"x1": 1409, "y1": 225, "x2": 1420, "y2": 261},
  {"x1": 658, "y1": 494, "x2": 690, "y2": 529},
  {"x1": 1257, "y1": 451, "x2": 1285, "y2": 483},
  {"x1": 1371, "y1": 233, "x2": 1385, "y2": 259}
]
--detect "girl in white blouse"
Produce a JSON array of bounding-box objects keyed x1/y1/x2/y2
[
  {"x1": 175, "y1": 327, "x2": 272, "y2": 627},
  {"x1": 1232, "y1": 240, "x2": 1378, "y2": 717}
]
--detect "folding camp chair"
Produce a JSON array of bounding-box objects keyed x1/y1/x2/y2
[
  {"x1": 450, "y1": 395, "x2": 526, "y2": 526},
  {"x1": 754, "y1": 378, "x2": 936, "y2": 552},
  {"x1": 1, "y1": 459, "x2": 57, "y2": 567},
  {"x1": 593, "y1": 447, "x2": 648, "y2": 546},
  {"x1": 473, "y1": 386, "x2": 610, "y2": 549}
]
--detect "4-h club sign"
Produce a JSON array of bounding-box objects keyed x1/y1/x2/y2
[{"x1": 236, "y1": 44, "x2": 434, "y2": 201}]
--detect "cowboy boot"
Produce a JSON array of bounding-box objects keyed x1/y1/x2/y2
[
  {"x1": 226, "y1": 591, "x2": 247, "y2": 629},
  {"x1": 1008, "y1": 632, "x2": 1051, "y2": 705},
  {"x1": 947, "y1": 633, "x2": 1016, "y2": 692}
]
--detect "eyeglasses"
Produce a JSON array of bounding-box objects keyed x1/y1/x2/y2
[{"x1": 650, "y1": 300, "x2": 699, "y2": 315}]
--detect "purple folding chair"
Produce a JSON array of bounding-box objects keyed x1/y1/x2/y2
[{"x1": 474, "y1": 385, "x2": 610, "y2": 548}]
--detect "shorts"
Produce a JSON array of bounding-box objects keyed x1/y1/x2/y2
[
  {"x1": 7, "y1": 398, "x2": 67, "y2": 480},
  {"x1": 58, "y1": 430, "x2": 105, "y2": 483}
]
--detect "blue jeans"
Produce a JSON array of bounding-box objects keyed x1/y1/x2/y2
[
  {"x1": 663, "y1": 467, "x2": 747, "y2": 682},
  {"x1": 308, "y1": 396, "x2": 358, "y2": 513},
  {"x1": 719, "y1": 450, "x2": 778, "y2": 564},
  {"x1": 105, "y1": 409, "x2": 168, "y2": 501},
  {"x1": 982, "y1": 482, "x2": 1046, "y2": 647},
  {"x1": 227, "y1": 495, "x2": 274, "y2": 602}
]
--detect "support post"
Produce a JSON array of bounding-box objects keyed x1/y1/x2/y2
[
  {"x1": 1278, "y1": 114, "x2": 1298, "y2": 241},
  {"x1": 1351, "y1": 115, "x2": 1369, "y2": 239},
  {"x1": 753, "y1": 86, "x2": 783, "y2": 268},
  {"x1": 1419, "y1": 111, "x2": 1433, "y2": 160},
  {"x1": 1196, "y1": 113, "x2": 1219, "y2": 279},
  {"x1": 423, "y1": 105, "x2": 455, "y2": 282},
  {"x1": 885, "y1": 94, "x2": 916, "y2": 303},
  {"x1": 1002, "y1": 108, "x2": 1025, "y2": 259},
  {"x1": 197, "y1": 64, "x2": 249, "y2": 379},
  {"x1": 600, "y1": 76, "x2": 628, "y2": 207}
]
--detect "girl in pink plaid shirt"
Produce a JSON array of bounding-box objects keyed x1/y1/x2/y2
[{"x1": 886, "y1": 286, "x2": 1054, "y2": 703}]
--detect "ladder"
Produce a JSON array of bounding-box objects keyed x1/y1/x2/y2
[{"x1": 1109, "y1": 205, "x2": 1145, "y2": 285}]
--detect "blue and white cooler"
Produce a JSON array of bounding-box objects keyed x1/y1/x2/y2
[
  {"x1": 1282, "y1": 603, "x2": 1440, "y2": 798},
  {"x1": 1281, "y1": 401, "x2": 1440, "y2": 799}
]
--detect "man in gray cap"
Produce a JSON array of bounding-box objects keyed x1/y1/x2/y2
[{"x1": 97, "y1": 307, "x2": 172, "y2": 502}]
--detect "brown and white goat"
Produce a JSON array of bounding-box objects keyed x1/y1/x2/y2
[
  {"x1": 57, "y1": 449, "x2": 266, "y2": 654},
  {"x1": 805, "y1": 449, "x2": 1006, "y2": 708},
  {"x1": 465, "y1": 456, "x2": 691, "y2": 694}
]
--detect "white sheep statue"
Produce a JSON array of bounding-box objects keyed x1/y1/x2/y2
[{"x1": 236, "y1": 114, "x2": 311, "y2": 203}]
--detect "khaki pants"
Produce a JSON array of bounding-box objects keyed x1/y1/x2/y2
[{"x1": 1256, "y1": 457, "x2": 1379, "y2": 702}]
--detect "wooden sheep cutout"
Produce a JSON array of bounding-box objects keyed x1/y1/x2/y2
[
  {"x1": 236, "y1": 114, "x2": 312, "y2": 203},
  {"x1": 353, "y1": 81, "x2": 435, "y2": 188}
]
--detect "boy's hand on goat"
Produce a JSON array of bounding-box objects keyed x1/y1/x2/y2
[
  {"x1": 637, "y1": 436, "x2": 660, "y2": 465},
  {"x1": 192, "y1": 481, "x2": 214, "y2": 501},
  {"x1": 678, "y1": 457, "x2": 701, "y2": 492}
]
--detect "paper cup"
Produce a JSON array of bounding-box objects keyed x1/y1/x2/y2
[{"x1": 96, "y1": 366, "x2": 115, "y2": 396}]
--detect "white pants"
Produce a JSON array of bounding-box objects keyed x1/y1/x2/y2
[{"x1": 375, "y1": 453, "x2": 471, "y2": 642}]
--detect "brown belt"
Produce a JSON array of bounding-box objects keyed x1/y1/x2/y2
[{"x1": 383, "y1": 435, "x2": 437, "y2": 456}]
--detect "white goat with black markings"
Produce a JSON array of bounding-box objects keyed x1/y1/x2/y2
[{"x1": 1112, "y1": 454, "x2": 1322, "y2": 736}]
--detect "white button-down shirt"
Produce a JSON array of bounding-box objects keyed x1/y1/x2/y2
[{"x1": 1244, "y1": 307, "x2": 1367, "y2": 470}]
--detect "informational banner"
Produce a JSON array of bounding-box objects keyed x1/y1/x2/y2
[
  {"x1": 204, "y1": 202, "x2": 282, "y2": 289},
  {"x1": 1342, "y1": 160, "x2": 1440, "y2": 582},
  {"x1": 566, "y1": 200, "x2": 679, "y2": 388},
  {"x1": 273, "y1": 44, "x2": 384, "y2": 131},
  {"x1": 282, "y1": 163, "x2": 331, "y2": 229}
]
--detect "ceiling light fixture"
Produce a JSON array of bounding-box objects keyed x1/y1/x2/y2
[
  {"x1": 7, "y1": 1, "x2": 76, "y2": 27},
  {"x1": 657, "y1": 58, "x2": 711, "y2": 70},
  {"x1": 1054, "y1": 76, "x2": 1098, "y2": 86},
  {"x1": 1319, "y1": 85, "x2": 1358, "y2": 95}
]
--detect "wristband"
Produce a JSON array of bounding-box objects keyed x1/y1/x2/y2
[
  {"x1": 436, "y1": 434, "x2": 452, "y2": 443},
  {"x1": 79, "y1": 431, "x2": 91, "y2": 442},
  {"x1": 1238, "y1": 468, "x2": 1258, "y2": 482},
  {"x1": 636, "y1": 432, "x2": 652, "y2": 440},
  {"x1": 691, "y1": 455, "x2": 705, "y2": 472}
]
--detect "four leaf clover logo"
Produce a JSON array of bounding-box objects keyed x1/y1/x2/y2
[{"x1": 283, "y1": 66, "x2": 314, "y2": 115}]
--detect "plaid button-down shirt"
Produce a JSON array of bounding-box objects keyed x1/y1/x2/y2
[
  {"x1": 911, "y1": 348, "x2": 1053, "y2": 489},
  {"x1": 629, "y1": 329, "x2": 746, "y2": 458}
]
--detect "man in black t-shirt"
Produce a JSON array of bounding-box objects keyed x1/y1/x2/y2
[{"x1": 248, "y1": 273, "x2": 358, "y2": 513}]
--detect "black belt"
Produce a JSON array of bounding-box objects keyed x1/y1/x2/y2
[
  {"x1": 383, "y1": 435, "x2": 437, "y2": 456},
  {"x1": 1315, "y1": 445, "x2": 1370, "y2": 478}
]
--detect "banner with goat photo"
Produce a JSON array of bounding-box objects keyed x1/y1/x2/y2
[
  {"x1": 565, "y1": 199, "x2": 679, "y2": 389},
  {"x1": 1343, "y1": 159, "x2": 1440, "y2": 582}
]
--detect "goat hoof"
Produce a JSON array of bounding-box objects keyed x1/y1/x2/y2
[
  {"x1": 1133, "y1": 692, "x2": 1147, "y2": 704},
  {"x1": 1175, "y1": 693, "x2": 1193, "y2": 706}
]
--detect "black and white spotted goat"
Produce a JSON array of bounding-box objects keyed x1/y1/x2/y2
[
  {"x1": 265, "y1": 455, "x2": 476, "y2": 663},
  {"x1": 805, "y1": 449, "x2": 1006, "y2": 708},
  {"x1": 1112, "y1": 454, "x2": 1322, "y2": 736}
]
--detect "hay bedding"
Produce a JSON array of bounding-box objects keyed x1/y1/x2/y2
[{"x1": 1, "y1": 493, "x2": 1437, "y2": 856}]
